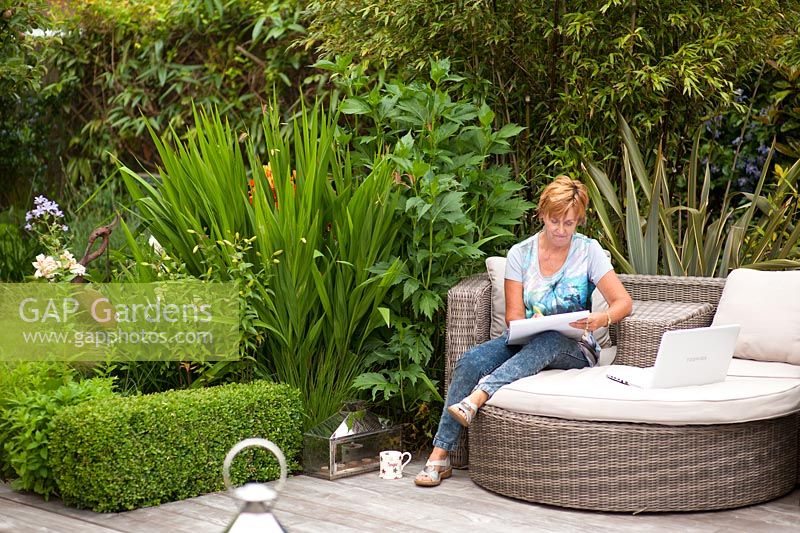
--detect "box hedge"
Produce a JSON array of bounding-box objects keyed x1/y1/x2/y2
[{"x1": 49, "y1": 380, "x2": 303, "y2": 512}]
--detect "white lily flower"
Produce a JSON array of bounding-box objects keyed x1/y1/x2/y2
[
  {"x1": 68, "y1": 262, "x2": 86, "y2": 276},
  {"x1": 148, "y1": 235, "x2": 165, "y2": 255},
  {"x1": 33, "y1": 254, "x2": 60, "y2": 280}
]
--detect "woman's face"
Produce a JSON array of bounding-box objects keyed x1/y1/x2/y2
[{"x1": 541, "y1": 206, "x2": 579, "y2": 248}]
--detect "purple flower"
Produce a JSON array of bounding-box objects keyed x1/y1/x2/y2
[
  {"x1": 757, "y1": 144, "x2": 770, "y2": 155},
  {"x1": 745, "y1": 162, "x2": 760, "y2": 179},
  {"x1": 25, "y1": 195, "x2": 64, "y2": 224},
  {"x1": 734, "y1": 88, "x2": 746, "y2": 103},
  {"x1": 732, "y1": 136, "x2": 742, "y2": 146}
]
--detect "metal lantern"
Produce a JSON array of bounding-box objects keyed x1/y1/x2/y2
[
  {"x1": 222, "y1": 438, "x2": 288, "y2": 533},
  {"x1": 303, "y1": 401, "x2": 402, "y2": 480}
]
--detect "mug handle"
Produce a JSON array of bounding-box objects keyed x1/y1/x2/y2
[{"x1": 400, "y1": 452, "x2": 412, "y2": 469}]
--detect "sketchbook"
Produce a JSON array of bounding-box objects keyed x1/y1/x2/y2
[{"x1": 506, "y1": 310, "x2": 589, "y2": 345}]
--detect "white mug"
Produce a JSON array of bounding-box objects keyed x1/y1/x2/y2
[{"x1": 379, "y1": 450, "x2": 412, "y2": 480}]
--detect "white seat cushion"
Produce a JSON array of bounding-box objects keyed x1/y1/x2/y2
[
  {"x1": 486, "y1": 366, "x2": 800, "y2": 426},
  {"x1": 728, "y1": 358, "x2": 800, "y2": 379}
]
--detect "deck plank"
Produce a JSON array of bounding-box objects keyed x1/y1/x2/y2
[
  {"x1": 0, "y1": 498, "x2": 123, "y2": 533},
  {"x1": 1, "y1": 457, "x2": 799, "y2": 532}
]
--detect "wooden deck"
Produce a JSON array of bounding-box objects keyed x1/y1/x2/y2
[{"x1": 1, "y1": 457, "x2": 799, "y2": 532}]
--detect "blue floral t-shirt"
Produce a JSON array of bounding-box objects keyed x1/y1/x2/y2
[{"x1": 505, "y1": 232, "x2": 613, "y2": 364}]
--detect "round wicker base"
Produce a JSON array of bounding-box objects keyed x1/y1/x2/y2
[{"x1": 469, "y1": 406, "x2": 799, "y2": 512}]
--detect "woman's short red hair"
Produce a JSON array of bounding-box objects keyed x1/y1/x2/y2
[{"x1": 537, "y1": 175, "x2": 589, "y2": 224}]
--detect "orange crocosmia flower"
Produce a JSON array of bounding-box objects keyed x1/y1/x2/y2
[
  {"x1": 264, "y1": 164, "x2": 278, "y2": 207},
  {"x1": 248, "y1": 179, "x2": 255, "y2": 204}
]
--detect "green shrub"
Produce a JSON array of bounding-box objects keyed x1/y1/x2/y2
[
  {"x1": 0, "y1": 0, "x2": 59, "y2": 208},
  {"x1": 0, "y1": 208, "x2": 39, "y2": 281},
  {"x1": 0, "y1": 0, "x2": 48, "y2": 97},
  {"x1": 0, "y1": 362, "x2": 74, "y2": 480},
  {"x1": 306, "y1": 1, "x2": 799, "y2": 184},
  {"x1": 49, "y1": 380, "x2": 303, "y2": 512},
  {"x1": 327, "y1": 58, "x2": 531, "y2": 428},
  {"x1": 2, "y1": 375, "x2": 115, "y2": 498},
  {"x1": 696, "y1": 60, "x2": 800, "y2": 195},
  {"x1": 43, "y1": 0, "x2": 314, "y2": 187}
]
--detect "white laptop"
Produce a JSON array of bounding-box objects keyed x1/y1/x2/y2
[{"x1": 605, "y1": 324, "x2": 741, "y2": 388}]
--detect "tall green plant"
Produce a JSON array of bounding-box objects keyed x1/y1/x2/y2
[
  {"x1": 0, "y1": 209, "x2": 38, "y2": 281},
  {"x1": 120, "y1": 101, "x2": 403, "y2": 427},
  {"x1": 322, "y1": 58, "x2": 531, "y2": 423},
  {"x1": 583, "y1": 114, "x2": 800, "y2": 276},
  {"x1": 248, "y1": 103, "x2": 403, "y2": 427},
  {"x1": 122, "y1": 106, "x2": 253, "y2": 275}
]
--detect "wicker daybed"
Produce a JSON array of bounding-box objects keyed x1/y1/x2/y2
[{"x1": 445, "y1": 273, "x2": 800, "y2": 512}]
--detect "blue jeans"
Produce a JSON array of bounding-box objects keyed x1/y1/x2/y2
[{"x1": 432, "y1": 330, "x2": 589, "y2": 452}]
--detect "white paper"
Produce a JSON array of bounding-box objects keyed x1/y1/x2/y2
[{"x1": 506, "y1": 310, "x2": 589, "y2": 345}]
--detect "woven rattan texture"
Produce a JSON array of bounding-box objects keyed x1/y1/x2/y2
[
  {"x1": 470, "y1": 406, "x2": 799, "y2": 512},
  {"x1": 443, "y1": 274, "x2": 725, "y2": 465},
  {"x1": 615, "y1": 300, "x2": 716, "y2": 367},
  {"x1": 443, "y1": 273, "x2": 800, "y2": 506},
  {"x1": 616, "y1": 274, "x2": 726, "y2": 304},
  {"x1": 445, "y1": 273, "x2": 492, "y2": 467}
]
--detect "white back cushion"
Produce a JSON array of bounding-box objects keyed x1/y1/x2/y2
[
  {"x1": 711, "y1": 268, "x2": 800, "y2": 365},
  {"x1": 485, "y1": 256, "x2": 507, "y2": 339}
]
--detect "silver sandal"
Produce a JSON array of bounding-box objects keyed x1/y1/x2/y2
[
  {"x1": 414, "y1": 457, "x2": 452, "y2": 487},
  {"x1": 447, "y1": 399, "x2": 479, "y2": 428}
]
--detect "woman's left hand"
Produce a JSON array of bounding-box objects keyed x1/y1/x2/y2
[{"x1": 569, "y1": 312, "x2": 607, "y2": 333}]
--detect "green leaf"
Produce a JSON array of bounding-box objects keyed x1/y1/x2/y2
[
  {"x1": 495, "y1": 124, "x2": 524, "y2": 140},
  {"x1": 378, "y1": 307, "x2": 391, "y2": 328},
  {"x1": 415, "y1": 290, "x2": 442, "y2": 320},
  {"x1": 430, "y1": 58, "x2": 450, "y2": 85},
  {"x1": 252, "y1": 16, "x2": 267, "y2": 41},
  {"x1": 623, "y1": 146, "x2": 646, "y2": 273},
  {"x1": 478, "y1": 103, "x2": 495, "y2": 127},
  {"x1": 340, "y1": 97, "x2": 372, "y2": 115},
  {"x1": 618, "y1": 111, "x2": 652, "y2": 200}
]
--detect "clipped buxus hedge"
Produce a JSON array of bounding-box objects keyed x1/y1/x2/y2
[{"x1": 49, "y1": 380, "x2": 303, "y2": 512}]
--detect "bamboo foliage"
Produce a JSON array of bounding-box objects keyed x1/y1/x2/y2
[{"x1": 583, "y1": 115, "x2": 800, "y2": 276}]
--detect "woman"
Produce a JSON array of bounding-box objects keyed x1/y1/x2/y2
[{"x1": 415, "y1": 175, "x2": 633, "y2": 487}]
